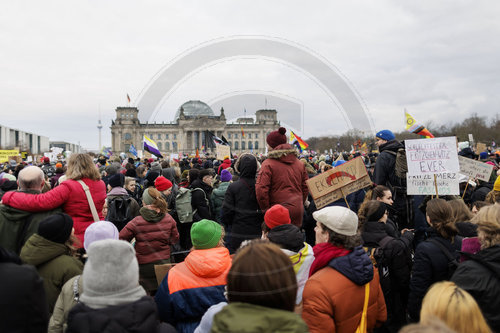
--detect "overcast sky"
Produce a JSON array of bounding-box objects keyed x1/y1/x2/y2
[{"x1": 1, "y1": 1, "x2": 499, "y2": 150}]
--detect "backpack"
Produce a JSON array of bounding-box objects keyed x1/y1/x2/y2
[
  {"x1": 175, "y1": 187, "x2": 207, "y2": 223},
  {"x1": 41, "y1": 164, "x2": 56, "y2": 178},
  {"x1": 106, "y1": 196, "x2": 133, "y2": 231},
  {"x1": 387, "y1": 148, "x2": 408, "y2": 188},
  {"x1": 428, "y1": 238, "x2": 459, "y2": 279},
  {"x1": 364, "y1": 236, "x2": 393, "y2": 294}
]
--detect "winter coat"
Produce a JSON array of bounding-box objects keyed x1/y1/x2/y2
[
  {"x1": 20, "y1": 234, "x2": 83, "y2": 313},
  {"x1": 452, "y1": 245, "x2": 500, "y2": 332},
  {"x1": 256, "y1": 144, "x2": 309, "y2": 227},
  {"x1": 106, "y1": 187, "x2": 141, "y2": 219},
  {"x1": 2, "y1": 178, "x2": 107, "y2": 245},
  {"x1": 189, "y1": 179, "x2": 213, "y2": 221},
  {"x1": 362, "y1": 220, "x2": 414, "y2": 332},
  {"x1": 211, "y1": 181, "x2": 230, "y2": 223},
  {"x1": 217, "y1": 159, "x2": 231, "y2": 174},
  {"x1": 268, "y1": 224, "x2": 315, "y2": 305},
  {"x1": 221, "y1": 154, "x2": 263, "y2": 252},
  {"x1": 0, "y1": 190, "x2": 62, "y2": 254},
  {"x1": 0, "y1": 248, "x2": 49, "y2": 333},
  {"x1": 211, "y1": 302, "x2": 309, "y2": 333},
  {"x1": 51, "y1": 172, "x2": 64, "y2": 188},
  {"x1": 373, "y1": 140, "x2": 404, "y2": 188},
  {"x1": 49, "y1": 275, "x2": 82, "y2": 333},
  {"x1": 155, "y1": 247, "x2": 231, "y2": 333},
  {"x1": 326, "y1": 188, "x2": 366, "y2": 214},
  {"x1": 66, "y1": 296, "x2": 176, "y2": 333},
  {"x1": 407, "y1": 228, "x2": 462, "y2": 321},
  {"x1": 120, "y1": 209, "x2": 179, "y2": 264},
  {"x1": 302, "y1": 246, "x2": 387, "y2": 333}
]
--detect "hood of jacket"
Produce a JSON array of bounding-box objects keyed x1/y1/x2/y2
[
  {"x1": 379, "y1": 139, "x2": 404, "y2": 154},
  {"x1": 213, "y1": 181, "x2": 230, "y2": 196},
  {"x1": 185, "y1": 247, "x2": 231, "y2": 279},
  {"x1": 211, "y1": 302, "x2": 308, "y2": 333},
  {"x1": 0, "y1": 202, "x2": 34, "y2": 220},
  {"x1": 474, "y1": 245, "x2": 500, "y2": 276},
  {"x1": 268, "y1": 224, "x2": 304, "y2": 253},
  {"x1": 67, "y1": 296, "x2": 162, "y2": 333},
  {"x1": 190, "y1": 178, "x2": 213, "y2": 195},
  {"x1": 361, "y1": 220, "x2": 390, "y2": 247},
  {"x1": 267, "y1": 144, "x2": 299, "y2": 164},
  {"x1": 235, "y1": 153, "x2": 259, "y2": 178},
  {"x1": 329, "y1": 245, "x2": 374, "y2": 286},
  {"x1": 20, "y1": 233, "x2": 69, "y2": 266}
]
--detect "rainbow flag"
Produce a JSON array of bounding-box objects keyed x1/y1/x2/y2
[
  {"x1": 143, "y1": 135, "x2": 163, "y2": 158},
  {"x1": 101, "y1": 146, "x2": 112, "y2": 158},
  {"x1": 405, "y1": 110, "x2": 434, "y2": 138},
  {"x1": 240, "y1": 126, "x2": 245, "y2": 138},
  {"x1": 290, "y1": 130, "x2": 308, "y2": 152}
]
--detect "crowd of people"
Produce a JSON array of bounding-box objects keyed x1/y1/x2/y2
[{"x1": 0, "y1": 126, "x2": 499, "y2": 333}]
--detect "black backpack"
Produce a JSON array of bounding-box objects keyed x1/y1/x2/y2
[
  {"x1": 365, "y1": 236, "x2": 393, "y2": 294},
  {"x1": 429, "y1": 238, "x2": 460, "y2": 279},
  {"x1": 386, "y1": 148, "x2": 408, "y2": 189},
  {"x1": 41, "y1": 164, "x2": 56, "y2": 178},
  {"x1": 106, "y1": 197, "x2": 133, "y2": 231}
]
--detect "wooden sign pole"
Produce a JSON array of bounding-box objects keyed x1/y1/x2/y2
[
  {"x1": 462, "y1": 177, "x2": 471, "y2": 200},
  {"x1": 340, "y1": 188, "x2": 350, "y2": 209},
  {"x1": 433, "y1": 174, "x2": 439, "y2": 199}
]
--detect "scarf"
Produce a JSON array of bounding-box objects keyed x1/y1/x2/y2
[
  {"x1": 139, "y1": 207, "x2": 165, "y2": 223},
  {"x1": 309, "y1": 242, "x2": 351, "y2": 277}
]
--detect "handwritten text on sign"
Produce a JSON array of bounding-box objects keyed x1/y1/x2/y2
[
  {"x1": 315, "y1": 175, "x2": 372, "y2": 209},
  {"x1": 216, "y1": 144, "x2": 231, "y2": 161},
  {"x1": 406, "y1": 172, "x2": 460, "y2": 195},
  {"x1": 0, "y1": 150, "x2": 20, "y2": 163},
  {"x1": 405, "y1": 137, "x2": 459, "y2": 175},
  {"x1": 458, "y1": 156, "x2": 494, "y2": 182},
  {"x1": 307, "y1": 157, "x2": 369, "y2": 199}
]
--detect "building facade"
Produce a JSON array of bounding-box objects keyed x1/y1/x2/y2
[
  {"x1": 0, "y1": 124, "x2": 50, "y2": 154},
  {"x1": 111, "y1": 100, "x2": 280, "y2": 155},
  {"x1": 50, "y1": 141, "x2": 83, "y2": 153}
]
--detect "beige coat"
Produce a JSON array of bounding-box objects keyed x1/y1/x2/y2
[{"x1": 48, "y1": 275, "x2": 82, "y2": 333}]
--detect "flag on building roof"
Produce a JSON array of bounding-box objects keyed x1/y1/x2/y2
[
  {"x1": 143, "y1": 135, "x2": 163, "y2": 158},
  {"x1": 127, "y1": 94, "x2": 131, "y2": 103},
  {"x1": 405, "y1": 110, "x2": 434, "y2": 138},
  {"x1": 241, "y1": 126, "x2": 245, "y2": 138},
  {"x1": 129, "y1": 144, "x2": 138, "y2": 157},
  {"x1": 290, "y1": 130, "x2": 309, "y2": 152}
]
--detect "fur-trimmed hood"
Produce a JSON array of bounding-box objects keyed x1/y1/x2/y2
[
  {"x1": 235, "y1": 153, "x2": 261, "y2": 178},
  {"x1": 267, "y1": 143, "x2": 299, "y2": 164}
]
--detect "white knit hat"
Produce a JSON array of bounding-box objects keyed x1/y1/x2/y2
[
  {"x1": 80, "y1": 239, "x2": 145, "y2": 309},
  {"x1": 312, "y1": 206, "x2": 358, "y2": 236}
]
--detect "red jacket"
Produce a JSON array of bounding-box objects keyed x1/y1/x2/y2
[
  {"x1": 119, "y1": 212, "x2": 179, "y2": 264},
  {"x1": 2, "y1": 178, "x2": 106, "y2": 245},
  {"x1": 217, "y1": 159, "x2": 231, "y2": 174},
  {"x1": 256, "y1": 144, "x2": 309, "y2": 227}
]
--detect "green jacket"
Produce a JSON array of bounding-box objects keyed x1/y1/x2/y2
[
  {"x1": 0, "y1": 190, "x2": 62, "y2": 254},
  {"x1": 20, "y1": 234, "x2": 83, "y2": 314},
  {"x1": 211, "y1": 182, "x2": 230, "y2": 223},
  {"x1": 211, "y1": 302, "x2": 309, "y2": 333}
]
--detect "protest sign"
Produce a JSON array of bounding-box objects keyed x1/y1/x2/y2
[
  {"x1": 405, "y1": 137, "x2": 459, "y2": 175},
  {"x1": 475, "y1": 142, "x2": 487, "y2": 153},
  {"x1": 308, "y1": 157, "x2": 370, "y2": 209},
  {"x1": 216, "y1": 144, "x2": 231, "y2": 161},
  {"x1": 458, "y1": 156, "x2": 494, "y2": 182},
  {"x1": 407, "y1": 172, "x2": 460, "y2": 195},
  {"x1": 0, "y1": 150, "x2": 20, "y2": 163},
  {"x1": 170, "y1": 153, "x2": 179, "y2": 160}
]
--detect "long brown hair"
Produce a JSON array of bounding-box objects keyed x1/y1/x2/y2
[
  {"x1": 448, "y1": 199, "x2": 473, "y2": 222},
  {"x1": 227, "y1": 241, "x2": 297, "y2": 312},
  {"x1": 65, "y1": 154, "x2": 101, "y2": 181},
  {"x1": 145, "y1": 187, "x2": 168, "y2": 214},
  {"x1": 426, "y1": 199, "x2": 458, "y2": 240}
]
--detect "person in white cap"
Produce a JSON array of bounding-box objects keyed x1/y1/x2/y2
[{"x1": 301, "y1": 206, "x2": 386, "y2": 333}]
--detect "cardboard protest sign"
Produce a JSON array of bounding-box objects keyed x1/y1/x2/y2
[
  {"x1": 405, "y1": 137, "x2": 459, "y2": 175},
  {"x1": 308, "y1": 157, "x2": 370, "y2": 209},
  {"x1": 407, "y1": 172, "x2": 460, "y2": 195},
  {"x1": 0, "y1": 150, "x2": 20, "y2": 163},
  {"x1": 475, "y1": 142, "x2": 487, "y2": 153},
  {"x1": 216, "y1": 144, "x2": 231, "y2": 161},
  {"x1": 458, "y1": 156, "x2": 494, "y2": 182}
]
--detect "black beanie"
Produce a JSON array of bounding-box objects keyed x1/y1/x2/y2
[
  {"x1": 38, "y1": 213, "x2": 74, "y2": 244},
  {"x1": 109, "y1": 173, "x2": 125, "y2": 188},
  {"x1": 367, "y1": 202, "x2": 387, "y2": 222},
  {"x1": 199, "y1": 169, "x2": 212, "y2": 179},
  {"x1": 125, "y1": 168, "x2": 137, "y2": 178}
]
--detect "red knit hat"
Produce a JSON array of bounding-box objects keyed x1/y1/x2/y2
[
  {"x1": 154, "y1": 176, "x2": 172, "y2": 191},
  {"x1": 264, "y1": 204, "x2": 291, "y2": 229},
  {"x1": 266, "y1": 127, "x2": 287, "y2": 148}
]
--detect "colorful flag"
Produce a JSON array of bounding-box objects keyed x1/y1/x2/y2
[
  {"x1": 101, "y1": 146, "x2": 112, "y2": 158},
  {"x1": 289, "y1": 130, "x2": 309, "y2": 152},
  {"x1": 143, "y1": 135, "x2": 163, "y2": 158},
  {"x1": 206, "y1": 131, "x2": 229, "y2": 146},
  {"x1": 195, "y1": 148, "x2": 200, "y2": 158},
  {"x1": 129, "y1": 144, "x2": 138, "y2": 157},
  {"x1": 127, "y1": 94, "x2": 131, "y2": 103},
  {"x1": 405, "y1": 110, "x2": 434, "y2": 138},
  {"x1": 241, "y1": 126, "x2": 245, "y2": 138}
]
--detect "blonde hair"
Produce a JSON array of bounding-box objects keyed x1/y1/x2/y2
[
  {"x1": 420, "y1": 281, "x2": 492, "y2": 333},
  {"x1": 65, "y1": 154, "x2": 101, "y2": 181},
  {"x1": 472, "y1": 204, "x2": 500, "y2": 249}
]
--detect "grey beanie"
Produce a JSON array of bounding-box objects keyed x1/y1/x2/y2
[
  {"x1": 80, "y1": 239, "x2": 145, "y2": 309},
  {"x1": 150, "y1": 162, "x2": 162, "y2": 173}
]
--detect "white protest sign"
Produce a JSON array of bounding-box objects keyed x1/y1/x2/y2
[
  {"x1": 458, "y1": 156, "x2": 494, "y2": 182},
  {"x1": 407, "y1": 172, "x2": 460, "y2": 195},
  {"x1": 216, "y1": 144, "x2": 231, "y2": 161},
  {"x1": 405, "y1": 137, "x2": 459, "y2": 175},
  {"x1": 170, "y1": 153, "x2": 179, "y2": 160}
]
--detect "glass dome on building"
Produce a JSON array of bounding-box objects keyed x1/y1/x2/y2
[{"x1": 174, "y1": 100, "x2": 215, "y2": 120}]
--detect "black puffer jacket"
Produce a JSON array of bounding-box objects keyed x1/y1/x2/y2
[
  {"x1": 190, "y1": 178, "x2": 213, "y2": 221},
  {"x1": 408, "y1": 228, "x2": 462, "y2": 321},
  {"x1": 221, "y1": 154, "x2": 263, "y2": 252},
  {"x1": 452, "y1": 245, "x2": 500, "y2": 332},
  {"x1": 374, "y1": 140, "x2": 404, "y2": 187},
  {"x1": 267, "y1": 224, "x2": 304, "y2": 253},
  {"x1": 66, "y1": 296, "x2": 176, "y2": 333}
]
